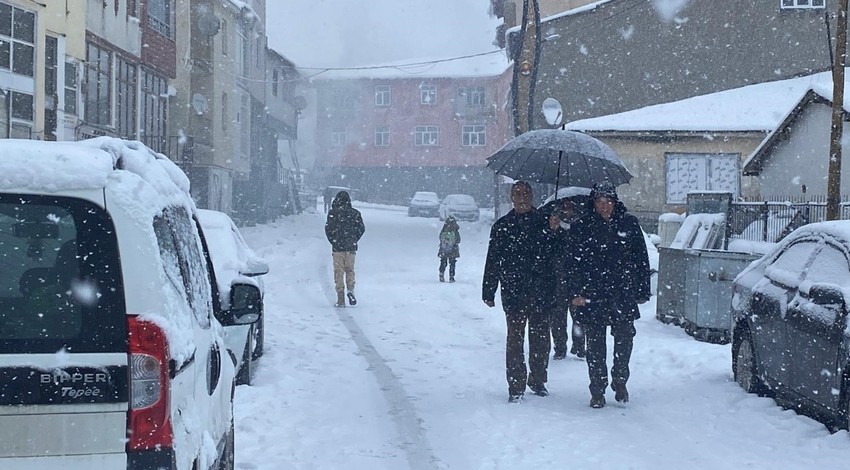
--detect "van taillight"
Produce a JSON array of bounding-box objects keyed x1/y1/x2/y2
[{"x1": 127, "y1": 316, "x2": 173, "y2": 451}]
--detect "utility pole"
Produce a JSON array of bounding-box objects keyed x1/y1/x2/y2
[
  {"x1": 827, "y1": 0, "x2": 848, "y2": 220},
  {"x1": 498, "y1": 0, "x2": 541, "y2": 219}
]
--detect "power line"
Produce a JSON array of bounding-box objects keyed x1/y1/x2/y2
[{"x1": 295, "y1": 49, "x2": 508, "y2": 72}]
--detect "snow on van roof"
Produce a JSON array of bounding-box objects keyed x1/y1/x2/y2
[
  {"x1": 0, "y1": 139, "x2": 114, "y2": 191},
  {"x1": 0, "y1": 137, "x2": 190, "y2": 195}
]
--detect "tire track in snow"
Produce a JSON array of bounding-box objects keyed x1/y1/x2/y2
[{"x1": 320, "y1": 261, "x2": 442, "y2": 470}]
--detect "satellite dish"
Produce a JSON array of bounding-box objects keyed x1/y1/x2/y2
[
  {"x1": 197, "y1": 10, "x2": 221, "y2": 37},
  {"x1": 542, "y1": 97, "x2": 563, "y2": 127},
  {"x1": 192, "y1": 93, "x2": 209, "y2": 115}
]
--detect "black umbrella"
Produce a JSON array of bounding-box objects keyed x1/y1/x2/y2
[{"x1": 486, "y1": 129, "x2": 633, "y2": 192}]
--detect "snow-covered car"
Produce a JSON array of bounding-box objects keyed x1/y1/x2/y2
[
  {"x1": 197, "y1": 209, "x2": 269, "y2": 386},
  {"x1": 407, "y1": 191, "x2": 440, "y2": 217},
  {"x1": 731, "y1": 221, "x2": 850, "y2": 431},
  {"x1": 438, "y1": 194, "x2": 480, "y2": 221},
  {"x1": 0, "y1": 138, "x2": 256, "y2": 470}
]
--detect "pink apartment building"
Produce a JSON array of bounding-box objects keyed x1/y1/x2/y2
[{"x1": 311, "y1": 56, "x2": 512, "y2": 206}]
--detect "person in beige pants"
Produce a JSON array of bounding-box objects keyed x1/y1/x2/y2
[{"x1": 324, "y1": 191, "x2": 365, "y2": 307}]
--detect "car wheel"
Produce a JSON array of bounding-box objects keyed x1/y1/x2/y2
[
  {"x1": 733, "y1": 328, "x2": 767, "y2": 396},
  {"x1": 235, "y1": 333, "x2": 254, "y2": 386},
  {"x1": 252, "y1": 314, "x2": 264, "y2": 360}
]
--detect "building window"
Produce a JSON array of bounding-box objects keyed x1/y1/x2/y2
[
  {"x1": 116, "y1": 57, "x2": 137, "y2": 139},
  {"x1": 780, "y1": 0, "x2": 825, "y2": 8},
  {"x1": 462, "y1": 124, "x2": 486, "y2": 147},
  {"x1": 140, "y1": 69, "x2": 167, "y2": 152},
  {"x1": 127, "y1": 0, "x2": 138, "y2": 17},
  {"x1": 221, "y1": 92, "x2": 228, "y2": 130},
  {"x1": 44, "y1": 36, "x2": 58, "y2": 140},
  {"x1": 414, "y1": 126, "x2": 439, "y2": 146},
  {"x1": 8, "y1": 90, "x2": 32, "y2": 138},
  {"x1": 240, "y1": 94, "x2": 249, "y2": 158},
  {"x1": 220, "y1": 20, "x2": 227, "y2": 56},
  {"x1": 0, "y1": 4, "x2": 35, "y2": 77},
  {"x1": 331, "y1": 89, "x2": 355, "y2": 109},
  {"x1": 375, "y1": 85, "x2": 391, "y2": 106},
  {"x1": 420, "y1": 84, "x2": 436, "y2": 105},
  {"x1": 85, "y1": 43, "x2": 111, "y2": 126},
  {"x1": 147, "y1": 0, "x2": 172, "y2": 38},
  {"x1": 236, "y1": 24, "x2": 250, "y2": 78},
  {"x1": 64, "y1": 62, "x2": 78, "y2": 116},
  {"x1": 461, "y1": 86, "x2": 486, "y2": 106},
  {"x1": 331, "y1": 128, "x2": 346, "y2": 147},
  {"x1": 375, "y1": 126, "x2": 389, "y2": 146},
  {"x1": 272, "y1": 69, "x2": 279, "y2": 97},
  {"x1": 665, "y1": 153, "x2": 740, "y2": 204}
]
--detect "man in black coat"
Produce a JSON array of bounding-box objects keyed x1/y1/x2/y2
[
  {"x1": 325, "y1": 191, "x2": 365, "y2": 307},
  {"x1": 483, "y1": 181, "x2": 559, "y2": 403},
  {"x1": 568, "y1": 181, "x2": 651, "y2": 409}
]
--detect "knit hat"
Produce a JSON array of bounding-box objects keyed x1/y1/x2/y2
[{"x1": 590, "y1": 181, "x2": 618, "y2": 200}]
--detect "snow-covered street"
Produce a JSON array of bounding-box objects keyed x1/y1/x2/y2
[{"x1": 234, "y1": 203, "x2": 850, "y2": 470}]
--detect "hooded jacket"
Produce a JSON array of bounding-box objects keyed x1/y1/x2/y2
[
  {"x1": 566, "y1": 198, "x2": 651, "y2": 325},
  {"x1": 325, "y1": 191, "x2": 365, "y2": 252},
  {"x1": 438, "y1": 218, "x2": 461, "y2": 259}
]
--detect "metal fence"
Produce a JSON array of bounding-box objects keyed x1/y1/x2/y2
[{"x1": 729, "y1": 196, "x2": 850, "y2": 243}]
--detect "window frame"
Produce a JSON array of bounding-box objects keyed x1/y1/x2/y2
[
  {"x1": 146, "y1": 0, "x2": 173, "y2": 38},
  {"x1": 331, "y1": 127, "x2": 346, "y2": 147},
  {"x1": 84, "y1": 42, "x2": 112, "y2": 127},
  {"x1": 414, "y1": 125, "x2": 440, "y2": 146},
  {"x1": 375, "y1": 85, "x2": 391, "y2": 106},
  {"x1": 780, "y1": 0, "x2": 825, "y2": 9},
  {"x1": 0, "y1": 4, "x2": 35, "y2": 77},
  {"x1": 664, "y1": 152, "x2": 740, "y2": 205},
  {"x1": 462, "y1": 124, "x2": 486, "y2": 147},
  {"x1": 375, "y1": 126, "x2": 389, "y2": 147},
  {"x1": 420, "y1": 84, "x2": 436, "y2": 105}
]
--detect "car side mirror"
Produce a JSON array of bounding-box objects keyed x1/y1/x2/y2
[
  {"x1": 242, "y1": 258, "x2": 269, "y2": 277},
  {"x1": 225, "y1": 283, "x2": 262, "y2": 326},
  {"x1": 809, "y1": 284, "x2": 846, "y2": 309}
]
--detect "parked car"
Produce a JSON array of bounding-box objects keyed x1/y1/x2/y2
[
  {"x1": 408, "y1": 191, "x2": 440, "y2": 217},
  {"x1": 731, "y1": 221, "x2": 850, "y2": 431},
  {"x1": 0, "y1": 138, "x2": 258, "y2": 469},
  {"x1": 438, "y1": 194, "x2": 480, "y2": 221},
  {"x1": 197, "y1": 209, "x2": 269, "y2": 386}
]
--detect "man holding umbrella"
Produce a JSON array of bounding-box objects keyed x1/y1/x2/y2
[
  {"x1": 567, "y1": 181, "x2": 651, "y2": 409},
  {"x1": 483, "y1": 181, "x2": 560, "y2": 403}
]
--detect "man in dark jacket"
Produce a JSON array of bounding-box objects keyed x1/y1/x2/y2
[
  {"x1": 325, "y1": 191, "x2": 365, "y2": 307},
  {"x1": 568, "y1": 181, "x2": 651, "y2": 409},
  {"x1": 544, "y1": 196, "x2": 585, "y2": 360},
  {"x1": 483, "y1": 181, "x2": 559, "y2": 403}
]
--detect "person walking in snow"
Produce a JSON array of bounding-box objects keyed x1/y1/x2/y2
[
  {"x1": 483, "y1": 181, "x2": 560, "y2": 403},
  {"x1": 543, "y1": 196, "x2": 586, "y2": 360},
  {"x1": 438, "y1": 216, "x2": 461, "y2": 282},
  {"x1": 567, "y1": 181, "x2": 651, "y2": 409},
  {"x1": 325, "y1": 191, "x2": 365, "y2": 307}
]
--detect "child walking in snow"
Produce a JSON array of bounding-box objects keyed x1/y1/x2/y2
[{"x1": 438, "y1": 216, "x2": 461, "y2": 282}]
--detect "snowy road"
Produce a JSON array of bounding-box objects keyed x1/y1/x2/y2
[{"x1": 233, "y1": 203, "x2": 850, "y2": 470}]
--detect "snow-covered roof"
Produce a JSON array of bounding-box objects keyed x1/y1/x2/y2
[
  {"x1": 565, "y1": 72, "x2": 841, "y2": 133},
  {"x1": 307, "y1": 53, "x2": 511, "y2": 81}
]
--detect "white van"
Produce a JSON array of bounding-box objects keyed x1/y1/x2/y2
[{"x1": 0, "y1": 138, "x2": 259, "y2": 470}]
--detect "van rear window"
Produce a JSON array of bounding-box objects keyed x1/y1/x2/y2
[{"x1": 0, "y1": 195, "x2": 125, "y2": 354}]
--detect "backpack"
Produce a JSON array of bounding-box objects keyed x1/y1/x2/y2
[{"x1": 439, "y1": 230, "x2": 457, "y2": 256}]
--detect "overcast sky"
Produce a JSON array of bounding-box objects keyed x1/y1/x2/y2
[{"x1": 265, "y1": 0, "x2": 502, "y2": 68}]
